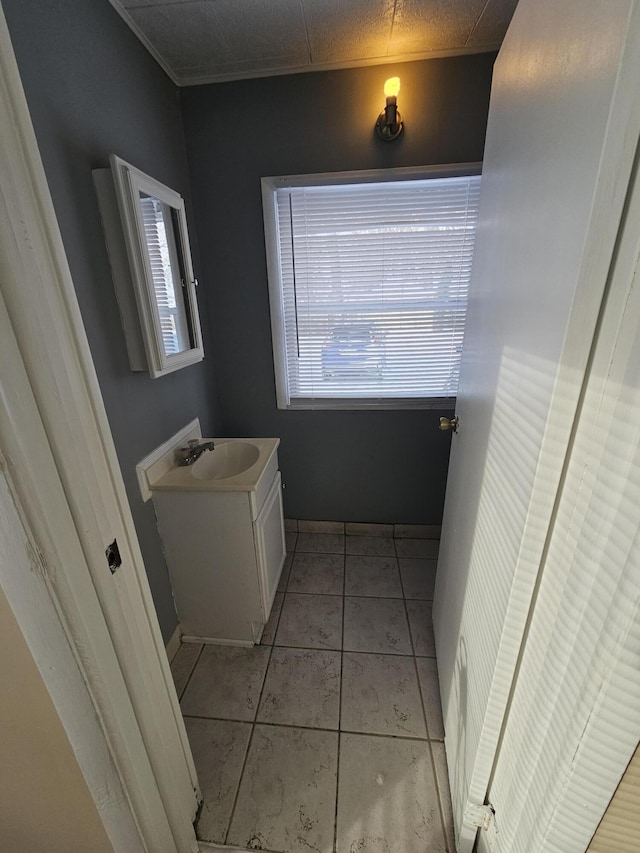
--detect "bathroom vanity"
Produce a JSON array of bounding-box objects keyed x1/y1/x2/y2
[{"x1": 150, "y1": 437, "x2": 285, "y2": 645}]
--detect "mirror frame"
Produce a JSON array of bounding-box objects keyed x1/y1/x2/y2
[{"x1": 109, "y1": 155, "x2": 204, "y2": 378}]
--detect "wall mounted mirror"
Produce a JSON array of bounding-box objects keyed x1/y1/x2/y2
[{"x1": 94, "y1": 155, "x2": 204, "y2": 378}]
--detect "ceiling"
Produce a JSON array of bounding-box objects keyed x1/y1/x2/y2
[{"x1": 108, "y1": 0, "x2": 519, "y2": 87}]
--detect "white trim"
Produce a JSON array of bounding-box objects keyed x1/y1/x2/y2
[
  {"x1": 93, "y1": 168, "x2": 148, "y2": 371},
  {"x1": 181, "y1": 635, "x2": 256, "y2": 648},
  {"x1": 261, "y1": 179, "x2": 289, "y2": 408},
  {"x1": 0, "y1": 4, "x2": 199, "y2": 850},
  {"x1": 165, "y1": 624, "x2": 182, "y2": 662},
  {"x1": 136, "y1": 418, "x2": 201, "y2": 502},
  {"x1": 263, "y1": 162, "x2": 482, "y2": 189},
  {"x1": 198, "y1": 842, "x2": 279, "y2": 852},
  {"x1": 105, "y1": 0, "x2": 180, "y2": 86},
  {"x1": 279, "y1": 396, "x2": 456, "y2": 411},
  {"x1": 177, "y1": 45, "x2": 500, "y2": 87}
]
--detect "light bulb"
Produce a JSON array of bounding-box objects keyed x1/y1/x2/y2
[{"x1": 383, "y1": 77, "x2": 401, "y2": 98}]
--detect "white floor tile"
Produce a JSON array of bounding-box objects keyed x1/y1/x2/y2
[
  {"x1": 185, "y1": 717, "x2": 250, "y2": 843},
  {"x1": 336, "y1": 733, "x2": 447, "y2": 853},
  {"x1": 296, "y1": 531, "x2": 345, "y2": 553},
  {"x1": 184, "y1": 519, "x2": 453, "y2": 852},
  {"x1": 277, "y1": 552, "x2": 294, "y2": 592},
  {"x1": 344, "y1": 596, "x2": 412, "y2": 655},
  {"x1": 432, "y1": 741, "x2": 456, "y2": 852},
  {"x1": 346, "y1": 534, "x2": 396, "y2": 556},
  {"x1": 394, "y1": 523, "x2": 441, "y2": 539},
  {"x1": 260, "y1": 592, "x2": 283, "y2": 645},
  {"x1": 345, "y1": 522, "x2": 394, "y2": 537},
  {"x1": 341, "y1": 652, "x2": 427, "y2": 738},
  {"x1": 396, "y1": 537, "x2": 440, "y2": 558},
  {"x1": 287, "y1": 552, "x2": 344, "y2": 595},
  {"x1": 399, "y1": 557, "x2": 437, "y2": 600},
  {"x1": 416, "y1": 656, "x2": 445, "y2": 739},
  {"x1": 285, "y1": 530, "x2": 298, "y2": 552},
  {"x1": 406, "y1": 600, "x2": 436, "y2": 657},
  {"x1": 257, "y1": 647, "x2": 341, "y2": 729},
  {"x1": 344, "y1": 555, "x2": 403, "y2": 598},
  {"x1": 298, "y1": 519, "x2": 345, "y2": 534},
  {"x1": 180, "y1": 645, "x2": 269, "y2": 721},
  {"x1": 275, "y1": 593, "x2": 343, "y2": 650},
  {"x1": 227, "y1": 724, "x2": 338, "y2": 853},
  {"x1": 170, "y1": 642, "x2": 202, "y2": 699}
]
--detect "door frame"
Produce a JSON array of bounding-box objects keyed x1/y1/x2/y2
[{"x1": 0, "y1": 3, "x2": 199, "y2": 850}]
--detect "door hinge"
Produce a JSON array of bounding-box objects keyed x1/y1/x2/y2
[{"x1": 465, "y1": 802, "x2": 496, "y2": 832}]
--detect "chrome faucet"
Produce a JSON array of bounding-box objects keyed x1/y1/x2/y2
[{"x1": 176, "y1": 439, "x2": 215, "y2": 466}]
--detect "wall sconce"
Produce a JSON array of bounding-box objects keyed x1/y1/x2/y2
[{"x1": 375, "y1": 77, "x2": 404, "y2": 141}]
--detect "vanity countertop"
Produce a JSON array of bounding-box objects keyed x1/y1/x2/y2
[{"x1": 149, "y1": 437, "x2": 280, "y2": 493}]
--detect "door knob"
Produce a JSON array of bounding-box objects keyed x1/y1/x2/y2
[{"x1": 439, "y1": 416, "x2": 459, "y2": 432}]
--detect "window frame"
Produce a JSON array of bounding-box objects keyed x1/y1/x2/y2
[{"x1": 261, "y1": 163, "x2": 482, "y2": 410}]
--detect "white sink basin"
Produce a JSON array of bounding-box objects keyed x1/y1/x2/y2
[
  {"x1": 148, "y1": 437, "x2": 280, "y2": 505},
  {"x1": 191, "y1": 441, "x2": 260, "y2": 480}
]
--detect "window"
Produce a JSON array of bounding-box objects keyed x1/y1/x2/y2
[{"x1": 262, "y1": 166, "x2": 481, "y2": 409}]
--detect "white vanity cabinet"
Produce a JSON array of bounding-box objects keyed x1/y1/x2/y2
[{"x1": 150, "y1": 441, "x2": 285, "y2": 645}]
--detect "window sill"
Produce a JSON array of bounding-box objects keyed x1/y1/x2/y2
[{"x1": 280, "y1": 397, "x2": 456, "y2": 411}]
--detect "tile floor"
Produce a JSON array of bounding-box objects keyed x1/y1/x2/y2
[{"x1": 170, "y1": 522, "x2": 455, "y2": 853}]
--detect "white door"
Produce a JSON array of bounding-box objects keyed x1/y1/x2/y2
[
  {"x1": 480, "y1": 133, "x2": 640, "y2": 853},
  {"x1": 432, "y1": 1, "x2": 640, "y2": 850},
  {"x1": 0, "y1": 5, "x2": 199, "y2": 850}
]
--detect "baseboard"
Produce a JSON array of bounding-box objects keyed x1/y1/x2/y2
[
  {"x1": 181, "y1": 634, "x2": 255, "y2": 648},
  {"x1": 165, "y1": 624, "x2": 182, "y2": 661},
  {"x1": 198, "y1": 843, "x2": 281, "y2": 852}
]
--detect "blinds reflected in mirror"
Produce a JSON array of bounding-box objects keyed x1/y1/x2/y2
[{"x1": 139, "y1": 193, "x2": 191, "y2": 357}]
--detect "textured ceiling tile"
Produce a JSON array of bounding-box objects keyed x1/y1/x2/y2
[
  {"x1": 467, "y1": 0, "x2": 520, "y2": 47},
  {"x1": 389, "y1": 0, "x2": 487, "y2": 55},
  {"x1": 127, "y1": 0, "x2": 309, "y2": 74},
  {"x1": 127, "y1": 4, "x2": 232, "y2": 68},
  {"x1": 113, "y1": 0, "x2": 513, "y2": 83},
  {"x1": 303, "y1": 0, "x2": 395, "y2": 64},
  {"x1": 207, "y1": 0, "x2": 309, "y2": 61},
  {"x1": 175, "y1": 52, "x2": 309, "y2": 84}
]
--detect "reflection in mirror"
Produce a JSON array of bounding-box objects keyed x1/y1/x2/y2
[{"x1": 138, "y1": 192, "x2": 192, "y2": 357}]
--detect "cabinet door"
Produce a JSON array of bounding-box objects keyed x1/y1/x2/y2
[{"x1": 254, "y1": 471, "x2": 285, "y2": 618}]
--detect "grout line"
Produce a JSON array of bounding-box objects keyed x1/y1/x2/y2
[
  {"x1": 178, "y1": 642, "x2": 206, "y2": 702},
  {"x1": 271, "y1": 638, "x2": 434, "y2": 657},
  {"x1": 282, "y1": 589, "x2": 433, "y2": 601},
  {"x1": 181, "y1": 712, "x2": 440, "y2": 743},
  {"x1": 397, "y1": 537, "x2": 451, "y2": 853},
  {"x1": 333, "y1": 541, "x2": 347, "y2": 852},
  {"x1": 223, "y1": 606, "x2": 281, "y2": 845},
  {"x1": 223, "y1": 714, "x2": 254, "y2": 847},
  {"x1": 427, "y1": 732, "x2": 452, "y2": 853}
]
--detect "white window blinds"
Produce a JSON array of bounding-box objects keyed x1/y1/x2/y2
[
  {"x1": 140, "y1": 194, "x2": 190, "y2": 356},
  {"x1": 266, "y1": 171, "x2": 481, "y2": 409}
]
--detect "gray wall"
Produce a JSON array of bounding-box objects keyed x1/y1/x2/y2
[
  {"x1": 181, "y1": 55, "x2": 494, "y2": 524},
  {"x1": 4, "y1": 0, "x2": 221, "y2": 642}
]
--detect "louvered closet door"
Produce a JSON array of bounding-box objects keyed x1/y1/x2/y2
[
  {"x1": 432, "y1": 2, "x2": 640, "y2": 850},
  {"x1": 479, "y1": 112, "x2": 640, "y2": 853}
]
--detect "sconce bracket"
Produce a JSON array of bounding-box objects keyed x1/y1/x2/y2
[{"x1": 375, "y1": 109, "x2": 404, "y2": 141}]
